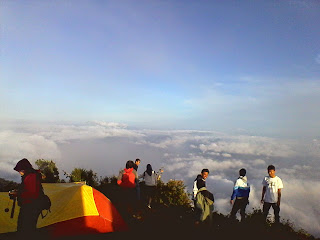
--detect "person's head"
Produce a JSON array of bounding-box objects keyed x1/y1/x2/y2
[
  {"x1": 146, "y1": 164, "x2": 152, "y2": 171},
  {"x1": 201, "y1": 169, "x2": 209, "y2": 179},
  {"x1": 135, "y1": 159, "x2": 141, "y2": 166},
  {"x1": 267, "y1": 165, "x2": 276, "y2": 178},
  {"x1": 14, "y1": 158, "x2": 33, "y2": 174},
  {"x1": 126, "y1": 160, "x2": 135, "y2": 169},
  {"x1": 239, "y1": 168, "x2": 246, "y2": 177}
]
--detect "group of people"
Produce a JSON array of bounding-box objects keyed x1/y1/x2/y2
[
  {"x1": 193, "y1": 165, "x2": 283, "y2": 225},
  {"x1": 116, "y1": 159, "x2": 163, "y2": 215},
  {"x1": 11, "y1": 157, "x2": 283, "y2": 237}
]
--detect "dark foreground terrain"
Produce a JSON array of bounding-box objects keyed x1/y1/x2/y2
[{"x1": 1, "y1": 205, "x2": 319, "y2": 240}]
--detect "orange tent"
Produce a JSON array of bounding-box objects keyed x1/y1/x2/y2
[{"x1": 0, "y1": 182, "x2": 128, "y2": 237}]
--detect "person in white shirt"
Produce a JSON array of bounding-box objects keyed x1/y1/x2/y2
[{"x1": 261, "y1": 165, "x2": 283, "y2": 223}]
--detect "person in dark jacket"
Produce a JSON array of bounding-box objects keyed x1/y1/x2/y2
[
  {"x1": 13, "y1": 158, "x2": 43, "y2": 236},
  {"x1": 193, "y1": 169, "x2": 214, "y2": 224},
  {"x1": 133, "y1": 159, "x2": 141, "y2": 201}
]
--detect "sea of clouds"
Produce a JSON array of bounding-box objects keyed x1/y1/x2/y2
[{"x1": 0, "y1": 120, "x2": 319, "y2": 236}]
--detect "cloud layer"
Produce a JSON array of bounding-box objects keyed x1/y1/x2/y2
[{"x1": 0, "y1": 121, "x2": 319, "y2": 236}]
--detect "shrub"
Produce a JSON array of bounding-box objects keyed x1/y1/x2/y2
[
  {"x1": 154, "y1": 179, "x2": 191, "y2": 208},
  {"x1": 66, "y1": 168, "x2": 99, "y2": 188}
]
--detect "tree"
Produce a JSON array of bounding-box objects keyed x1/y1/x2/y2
[
  {"x1": 67, "y1": 168, "x2": 98, "y2": 188},
  {"x1": 0, "y1": 178, "x2": 19, "y2": 192},
  {"x1": 35, "y1": 159, "x2": 60, "y2": 183}
]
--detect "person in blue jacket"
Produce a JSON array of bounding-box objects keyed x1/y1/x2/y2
[{"x1": 230, "y1": 168, "x2": 250, "y2": 221}]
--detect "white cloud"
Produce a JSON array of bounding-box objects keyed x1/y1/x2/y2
[
  {"x1": 1, "y1": 121, "x2": 320, "y2": 237},
  {"x1": 198, "y1": 136, "x2": 296, "y2": 158},
  {"x1": 251, "y1": 159, "x2": 266, "y2": 166},
  {"x1": 0, "y1": 130, "x2": 61, "y2": 164},
  {"x1": 221, "y1": 153, "x2": 232, "y2": 158}
]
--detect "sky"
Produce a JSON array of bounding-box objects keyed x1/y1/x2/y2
[
  {"x1": 1, "y1": 0, "x2": 320, "y2": 137},
  {"x1": 1, "y1": 0, "x2": 320, "y2": 237}
]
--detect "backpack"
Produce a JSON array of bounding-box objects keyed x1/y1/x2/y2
[
  {"x1": 38, "y1": 193, "x2": 51, "y2": 218},
  {"x1": 36, "y1": 172, "x2": 51, "y2": 218}
]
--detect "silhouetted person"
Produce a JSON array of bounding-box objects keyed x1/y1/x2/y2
[
  {"x1": 230, "y1": 168, "x2": 250, "y2": 221},
  {"x1": 261, "y1": 165, "x2": 283, "y2": 223},
  {"x1": 133, "y1": 158, "x2": 141, "y2": 201},
  {"x1": 13, "y1": 158, "x2": 43, "y2": 237}
]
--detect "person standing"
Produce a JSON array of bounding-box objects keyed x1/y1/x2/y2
[
  {"x1": 13, "y1": 158, "x2": 43, "y2": 236},
  {"x1": 133, "y1": 159, "x2": 141, "y2": 171},
  {"x1": 139, "y1": 164, "x2": 163, "y2": 209},
  {"x1": 117, "y1": 160, "x2": 138, "y2": 217},
  {"x1": 230, "y1": 168, "x2": 250, "y2": 221},
  {"x1": 133, "y1": 159, "x2": 141, "y2": 201},
  {"x1": 261, "y1": 165, "x2": 283, "y2": 223},
  {"x1": 193, "y1": 169, "x2": 209, "y2": 201},
  {"x1": 193, "y1": 169, "x2": 214, "y2": 224}
]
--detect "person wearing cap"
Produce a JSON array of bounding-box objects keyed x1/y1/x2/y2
[
  {"x1": 230, "y1": 168, "x2": 250, "y2": 221},
  {"x1": 13, "y1": 158, "x2": 43, "y2": 236}
]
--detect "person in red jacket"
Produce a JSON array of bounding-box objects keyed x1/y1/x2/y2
[
  {"x1": 117, "y1": 160, "x2": 138, "y2": 218},
  {"x1": 13, "y1": 158, "x2": 43, "y2": 236}
]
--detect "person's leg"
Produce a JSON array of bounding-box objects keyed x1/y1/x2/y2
[
  {"x1": 272, "y1": 203, "x2": 280, "y2": 223},
  {"x1": 17, "y1": 204, "x2": 40, "y2": 236},
  {"x1": 194, "y1": 200, "x2": 201, "y2": 224},
  {"x1": 230, "y1": 199, "x2": 241, "y2": 220},
  {"x1": 148, "y1": 186, "x2": 156, "y2": 208},
  {"x1": 17, "y1": 205, "x2": 26, "y2": 233},
  {"x1": 239, "y1": 199, "x2": 248, "y2": 221},
  {"x1": 136, "y1": 182, "x2": 141, "y2": 201},
  {"x1": 263, "y1": 202, "x2": 272, "y2": 222}
]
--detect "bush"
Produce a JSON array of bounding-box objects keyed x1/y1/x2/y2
[
  {"x1": 66, "y1": 168, "x2": 99, "y2": 188},
  {"x1": 154, "y1": 179, "x2": 191, "y2": 208}
]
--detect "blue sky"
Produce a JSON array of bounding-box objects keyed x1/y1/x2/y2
[{"x1": 1, "y1": 0, "x2": 320, "y2": 136}]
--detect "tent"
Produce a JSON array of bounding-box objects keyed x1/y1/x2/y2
[{"x1": 0, "y1": 182, "x2": 128, "y2": 237}]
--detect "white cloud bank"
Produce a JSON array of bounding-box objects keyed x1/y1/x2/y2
[{"x1": 0, "y1": 121, "x2": 320, "y2": 236}]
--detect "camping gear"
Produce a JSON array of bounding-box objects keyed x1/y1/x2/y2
[{"x1": 0, "y1": 182, "x2": 127, "y2": 237}]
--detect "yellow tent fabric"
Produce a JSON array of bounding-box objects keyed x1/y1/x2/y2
[{"x1": 0, "y1": 182, "x2": 99, "y2": 234}]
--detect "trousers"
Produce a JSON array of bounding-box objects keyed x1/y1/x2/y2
[
  {"x1": 263, "y1": 202, "x2": 280, "y2": 223},
  {"x1": 230, "y1": 198, "x2": 248, "y2": 221}
]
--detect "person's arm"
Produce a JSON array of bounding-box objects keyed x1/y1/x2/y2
[
  {"x1": 230, "y1": 180, "x2": 238, "y2": 205},
  {"x1": 138, "y1": 172, "x2": 144, "y2": 179},
  {"x1": 193, "y1": 180, "x2": 198, "y2": 199},
  {"x1": 133, "y1": 169, "x2": 138, "y2": 180},
  {"x1": 261, "y1": 186, "x2": 266, "y2": 203},
  {"x1": 156, "y1": 169, "x2": 163, "y2": 181},
  {"x1": 117, "y1": 170, "x2": 123, "y2": 185},
  {"x1": 277, "y1": 189, "x2": 281, "y2": 206}
]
